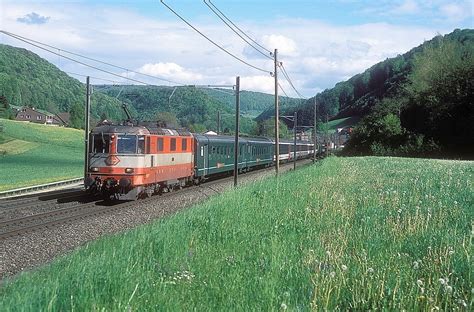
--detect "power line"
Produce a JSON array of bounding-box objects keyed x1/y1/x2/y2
[
  {"x1": 160, "y1": 0, "x2": 271, "y2": 74},
  {"x1": 206, "y1": 0, "x2": 272, "y2": 55},
  {"x1": 0, "y1": 30, "x2": 185, "y2": 86},
  {"x1": 277, "y1": 82, "x2": 290, "y2": 98},
  {"x1": 279, "y1": 63, "x2": 305, "y2": 99},
  {"x1": 65, "y1": 71, "x2": 120, "y2": 84},
  {"x1": 1, "y1": 31, "x2": 156, "y2": 86},
  {"x1": 2, "y1": 30, "x2": 236, "y2": 93},
  {"x1": 203, "y1": 0, "x2": 272, "y2": 60}
]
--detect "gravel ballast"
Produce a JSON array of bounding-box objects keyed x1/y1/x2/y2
[{"x1": 0, "y1": 160, "x2": 313, "y2": 280}]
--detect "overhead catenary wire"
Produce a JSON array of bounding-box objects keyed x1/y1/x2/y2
[
  {"x1": 277, "y1": 82, "x2": 290, "y2": 99},
  {"x1": 1, "y1": 31, "x2": 156, "y2": 86},
  {"x1": 279, "y1": 63, "x2": 306, "y2": 99},
  {"x1": 206, "y1": 0, "x2": 272, "y2": 55},
  {"x1": 65, "y1": 71, "x2": 120, "y2": 84},
  {"x1": 160, "y1": 0, "x2": 271, "y2": 74},
  {"x1": 203, "y1": 0, "x2": 272, "y2": 60},
  {"x1": 1, "y1": 30, "x2": 235, "y2": 92},
  {"x1": 0, "y1": 30, "x2": 185, "y2": 86}
]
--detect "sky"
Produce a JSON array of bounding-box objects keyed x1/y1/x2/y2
[{"x1": 0, "y1": 0, "x2": 473, "y2": 97}]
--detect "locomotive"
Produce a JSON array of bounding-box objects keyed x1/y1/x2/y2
[{"x1": 84, "y1": 123, "x2": 314, "y2": 200}]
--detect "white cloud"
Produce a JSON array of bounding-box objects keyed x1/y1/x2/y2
[
  {"x1": 439, "y1": 3, "x2": 472, "y2": 22},
  {"x1": 17, "y1": 12, "x2": 50, "y2": 24},
  {"x1": 394, "y1": 0, "x2": 419, "y2": 14},
  {"x1": 261, "y1": 34, "x2": 297, "y2": 56},
  {"x1": 238, "y1": 75, "x2": 275, "y2": 94},
  {"x1": 138, "y1": 63, "x2": 203, "y2": 83},
  {"x1": 0, "y1": 0, "x2": 459, "y2": 98}
]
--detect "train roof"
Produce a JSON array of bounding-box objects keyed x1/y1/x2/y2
[
  {"x1": 91, "y1": 124, "x2": 192, "y2": 136},
  {"x1": 193, "y1": 133, "x2": 273, "y2": 144}
]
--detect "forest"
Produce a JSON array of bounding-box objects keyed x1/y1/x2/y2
[
  {"x1": 1, "y1": 29, "x2": 472, "y2": 157},
  {"x1": 258, "y1": 29, "x2": 473, "y2": 158}
]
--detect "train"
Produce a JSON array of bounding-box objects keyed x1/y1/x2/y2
[{"x1": 84, "y1": 123, "x2": 315, "y2": 200}]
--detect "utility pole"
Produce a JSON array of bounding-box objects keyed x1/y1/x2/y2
[
  {"x1": 293, "y1": 111, "x2": 297, "y2": 171},
  {"x1": 217, "y1": 110, "x2": 221, "y2": 134},
  {"x1": 233, "y1": 76, "x2": 240, "y2": 187},
  {"x1": 273, "y1": 48, "x2": 280, "y2": 175},
  {"x1": 313, "y1": 97, "x2": 317, "y2": 162},
  {"x1": 326, "y1": 114, "x2": 329, "y2": 157},
  {"x1": 84, "y1": 76, "x2": 91, "y2": 179}
]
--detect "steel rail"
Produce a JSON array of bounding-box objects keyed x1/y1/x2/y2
[
  {"x1": 0, "y1": 157, "x2": 318, "y2": 240},
  {"x1": 0, "y1": 178, "x2": 83, "y2": 199}
]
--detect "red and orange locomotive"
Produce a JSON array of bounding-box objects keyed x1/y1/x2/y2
[{"x1": 84, "y1": 124, "x2": 194, "y2": 200}]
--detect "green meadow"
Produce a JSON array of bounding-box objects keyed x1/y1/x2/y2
[
  {"x1": 0, "y1": 119, "x2": 84, "y2": 191},
  {"x1": 1, "y1": 157, "x2": 472, "y2": 310}
]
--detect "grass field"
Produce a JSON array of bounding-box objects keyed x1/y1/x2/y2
[
  {"x1": 1, "y1": 157, "x2": 472, "y2": 310},
  {"x1": 324, "y1": 116, "x2": 361, "y2": 133},
  {"x1": 0, "y1": 119, "x2": 84, "y2": 191}
]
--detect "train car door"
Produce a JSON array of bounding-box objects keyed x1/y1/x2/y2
[{"x1": 203, "y1": 144, "x2": 209, "y2": 176}]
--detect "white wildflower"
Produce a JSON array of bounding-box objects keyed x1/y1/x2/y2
[
  {"x1": 367, "y1": 268, "x2": 374, "y2": 274},
  {"x1": 448, "y1": 249, "x2": 454, "y2": 256},
  {"x1": 341, "y1": 265, "x2": 348, "y2": 271},
  {"x1": 417, "y1": 280, "x2": 423, "y2": 287},
  {"x1": 280, "y1": 303, "x2": 287, "y2": 310},
  {"x1": 413, "y1": 261, "x2": 419, "y2": 269},
  {"x1": 438, "y1": 278, "x2": 445, "y2": 285},
  {"x1": 457, "y1": 299, "x2": 467, "y2": 307},
  {"x1": 326, "y1": 250, "x2": 331, "y2": 257},
  {"x1": 445, "y1": 285, "x2": 453, "y2": 293},
  {"x1": 329, "y1": 271, "x2": 336, "y2": 278}
]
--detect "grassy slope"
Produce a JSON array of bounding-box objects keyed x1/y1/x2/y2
[
  {"x1": 0, "y1": 119, "x2": 84, "y2": 191},
  {"x1": 1, "y1": 157, "x2": 472, "y2": 310},
  {"x1": 324, "y1": 116, "x2": 361, "y2": 134}
]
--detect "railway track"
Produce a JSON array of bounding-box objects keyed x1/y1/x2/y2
[
  {"x1": 0, "y1": 200, "x2": 133, "y2": 240},
  {"x1": 0, "y1": 189, "x2": 86, "y2": 212},
  {"x1": 0, "y1": 158, "x2": 316, "y2": 241}
]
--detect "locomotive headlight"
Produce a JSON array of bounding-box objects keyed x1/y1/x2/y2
[
  {"x1": 91, "y1": 167, "x2": 99, "y2": 172},
  {"x1": 125, "y1": 168, "x2": 134, "y2": 173}
]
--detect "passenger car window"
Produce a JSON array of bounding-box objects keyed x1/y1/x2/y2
[{"x1": 170, "y1": 138, "x2": 176, "y2": 151}]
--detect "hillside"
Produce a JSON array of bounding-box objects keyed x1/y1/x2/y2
[
  {"x1": 0, "y1": 44, "x2": 133, "y2": 128},
  {"x1": 201, "y1": 88, "x2": 301, "y2": 118},
  {"x1": 257, "y1": 29, "x2": 473, "y2": 157},
  {"x1": 0, "y1": 44, "x2": 285, "y2": 133},
  {"x1": 97, "y1": 85, "x2": 259, "y2": 134},
  {"x1": 1, "y1": 157, "x2": 471, "y2": 309},
  {"x1": 258, "y1": 29, "x2": 474, "y2": 126},
  {"x1": 0, "y1": 119, "x2": 83, "y2": 191}
]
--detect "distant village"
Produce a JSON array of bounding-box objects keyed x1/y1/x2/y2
[{"x1": 10, "y1": 105, "x2": 70, "y2": 127}]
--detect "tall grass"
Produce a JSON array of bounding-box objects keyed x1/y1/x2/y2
[
  {"x1": 1, "y1": 157, "x2": 472, "y2": 310},
  {"x1": 0, "y1": 119, "x2": 83, "y2": 191}
]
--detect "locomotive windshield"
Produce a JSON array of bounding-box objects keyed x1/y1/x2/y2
[
  {"x1": 117, "y1": 135, "x2": 137, "y2": 154},
  {"x1": 91, "y1": 133, "x2": 110, "y2": 153}
]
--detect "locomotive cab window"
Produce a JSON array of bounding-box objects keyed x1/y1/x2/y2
[
  {"x1": 117, "y1": 135, "x2": 137, "y2": 154},
  {"x1": 91, "y1": 133, "x2": 110, "y2": 153},
  {"x1": 137, "y1": 136, "x2": 145, "y2": 154}
]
